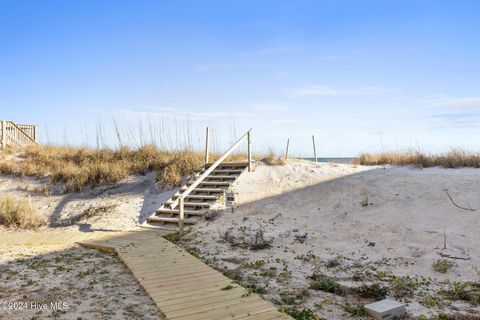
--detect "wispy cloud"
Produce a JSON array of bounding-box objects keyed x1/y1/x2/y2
[
  {"x1": 252, "y1": 103, "x2": 288, "y2": 113},
  {"x1": 287, "y1": 84, "x2": 401, "y2": 97},
  {"x1": 99, "y1": 107, "x2": 255, "y2": 122},
  {"x1": 437, "y1": 97, "x2": 480, "y2": 110},
  {"x1": 243, "y1": 45, "x2": 302, "y2": 57},
  {"x1": 424, "y1": 112, "x2": 480, "y2": 129}
]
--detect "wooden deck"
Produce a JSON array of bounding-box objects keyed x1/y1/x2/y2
[{"x1": 77, "y1": 229, "x2": 291, "y2": 320}]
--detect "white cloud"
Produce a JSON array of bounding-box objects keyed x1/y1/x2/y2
[
  {"x1": 437, "y1": 97, "x2": 480, "y2": 109},
  {"x1": 287, "y1": 84, "x2": 401, "y2": 97},
  {"x1": 271, "y1": 118, "x2": 296, "y2": 125},
  {"x1": 252, "y1": 103, "x2": 288, "y2": 113},
  {"x1": 105, "y1": 107, "x2": 255, "y2": 122}
]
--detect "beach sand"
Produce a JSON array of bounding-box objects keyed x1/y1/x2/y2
[
  {"x1": 181, "y1": 159, "x2": 480, "y2": 319},
  {"x1": 1, "y1": 159, "x2": 480, "y2": 319}
]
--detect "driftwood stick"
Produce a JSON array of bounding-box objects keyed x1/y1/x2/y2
[
  {"x1": 437, "y1": 252, "x2": 471, "y2": 260},
  {"x1": 445, "y1": 191, "x2": 476, "y2": 211}
]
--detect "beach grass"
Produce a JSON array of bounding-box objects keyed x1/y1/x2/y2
[
  {"x1": 354, "y1": 149, "x2": 480, "y2": 168},
  {"x1": 0, "y1": 145, "x2": 249, "y2": 193},
  {"x1": 0, "y1": 195, "x2": 46, "y2": 229}
]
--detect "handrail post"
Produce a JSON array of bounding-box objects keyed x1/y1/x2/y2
[
  {"x1": 179, "y1": 197, "x2": 184, "y2": 234},
  {"x1": 285, "y1": 139, "x2": 290, "y2": 159},
  {"x1": 247, "y1": 130, "x2": 252, "y2": 172},
  {"x1": 34, "y1": 125, "x2": 38, "y2": 143},
  {"x1": 0, "y1": 121, "x2": 5, "y2": 149},
  {"x1": 204, "y1": 127, "x2": 209, "y2": 165}
]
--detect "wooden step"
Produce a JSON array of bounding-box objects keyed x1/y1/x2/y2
[
  {"x1": 148, "y1": 216, "x2": 197, "y2": 224},
  {"x1": 198, "y1": 181, "x2": 231, "y2": 186},
  {"x1": 205, "y1": 161, "x2": 249, "y2": 168},
  {"x1": 165, "y1": 200, "x2": 212, "y2": 208},
  {"x1": 211, "y1": 169, "x2": 244, "y2": 174},
  {"x1": 172, "y1": 194, "x2": 219, "y2": 200},
  {"x1": 156, "y1": 208, "x2": 206, "y2": 216},
  {"x1": 205, "y1": 175, "x2": 237, "y2": 180},
  {"x1": 192, "y1": 188, "x2": 226, "y2": 194}
]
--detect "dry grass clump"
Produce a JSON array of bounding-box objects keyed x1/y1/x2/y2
[
  {"x1": 0, "y1": 145, "x2": 251, "y2": 192},
  {"x1": 262, "y1": 149, "x2": 286, "y2": 166},
  {"x1": 0, "y1": 195, "x2": 46, "y2": 229},
  {"x1": 0, "y1": 145, "x2": 206, "y2": 192},
  {"x1": 354, "y1": 149, "x2": 480, "y2": 168}
]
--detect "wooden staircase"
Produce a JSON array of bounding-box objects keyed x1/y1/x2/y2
[
  {"x1": 142, "y1": 129, "x2": 253, "y2": 233},
  {"x1": 142, "y1": 161, "x2": 250, "y2": 230},
  {"x1": 0, "y1": 120, "x2": 38, "y2": 149}
]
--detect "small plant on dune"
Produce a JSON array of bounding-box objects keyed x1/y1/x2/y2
[
  {"x1": 0, "y1": 195, "x2": 45, "y2": 229},
  {"x1": 354, "y1": 283, "x2": 388, "y2": 299},
  {"x1": 433, "y1": 259, "x2": 456, "y2": 273},
  {"x1": 309, "y1": 275, "x2": 345, "y2": 295},
  {"x1": 341, "y1": 303, "x2": 367, "y2": 317},
  {"x1": 440, "y1": 281, "x2": 480, "y2": 305},
  {"x1": 223, "y1": 226, "x2": 272, "y2": 250},
  {"x1": 263, "y1": 148, "x2": 286, "y2": 166},
  {"x1": 280, "y1": 307, "x2": 321, "y2": 320}
]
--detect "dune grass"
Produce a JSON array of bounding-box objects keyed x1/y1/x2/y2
[
  {"x1": 0, "y1": 145, "x2": 251, "y2": 193},
  {"x1": 0, "y1": 195, "x2": 46, "y2": 229},
  {"x1": 354, "y1": 149, "x2": 480, "y2": 168}
]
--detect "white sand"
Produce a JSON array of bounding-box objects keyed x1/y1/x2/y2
[
  {"x1": 182, "y1": 159, "x2": 480, "y2": 319},
  {"x1": 2, "y1": 159, "x2": 480, "y2": 319},
  {"x1": 0, "y1": 245, "x2": 164, "y2": 320}
]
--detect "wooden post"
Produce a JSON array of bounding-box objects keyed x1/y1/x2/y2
[
  {"x1": 285, "y1": 139, "x2": 290, "y2": 159},
  {"x1": 204, "y1": 127, "x2": 209, "y2": 165},
  {"x1": 312, "y1": 135, "x2": 317, "y2": 162},
  {"x1": 0, "y1": 121, "x2": 5, "y2": 149},
  {"x1": 247, "y1": 130, "x2": 252, "y2": 172},
  {"x1": 179, "y1": 197, "x2": 184, "y2": 234},
  {"x1": 34, "y1": 125, "x2": 38, "y2": 143}
]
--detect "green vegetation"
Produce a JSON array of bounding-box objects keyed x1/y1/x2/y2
[
  {"x1": 354, "y1": 283, "x2": 388, "y2": 299},
  {"x1": 280, "y1": 307, "x2": 322, "y2": 320},
  {"x1": 432, "y1": 259, "x2": 456, "y2": 273},
  {"x1": 310, "y1": 276, "x2": 344, "y2": 295},
  {"x1": 341, "y1": 303, "x2": 366, "y2": 317},
  {"x1": 440, "y1": 281, "x2": 480, "y2": 305}
]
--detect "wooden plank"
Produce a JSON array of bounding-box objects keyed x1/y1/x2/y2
[
  {"x1": 169, "y1": 299, "x2": 271, "y2": 320},
  {"x1": 73, "y1": 229, "x2": 291, "y2": 320}
]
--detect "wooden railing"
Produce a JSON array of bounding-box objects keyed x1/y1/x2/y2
[
  {"x1": 0, "y1": 120, "x2": 38, "y2": 149},
  {"x1": 175, "y1": 129, "x2": 252, "y2": 233}
]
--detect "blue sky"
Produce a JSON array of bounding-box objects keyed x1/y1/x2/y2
[{"x1": 1, "y1": 0, "x2": 480, "y2": 156}]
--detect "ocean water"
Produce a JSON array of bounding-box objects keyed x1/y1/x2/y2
[{"x1": 304, "y1": 157, "x2": 356, "y2": 164}]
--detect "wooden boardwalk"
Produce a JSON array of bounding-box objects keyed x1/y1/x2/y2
[
  {"x1": 77, "y1": 229, "x2": 291, "y2": 320},
  {"x1": 1, "y1": 228, "x2": 290, "y2": 319}
]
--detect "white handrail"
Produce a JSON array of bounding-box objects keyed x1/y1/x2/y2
[
  {"x1": 176, "y1": 128, "x2": 252, "y2": 233},
  {"x1": 0, "y1": 120, "x2": 38, "y2": 148}
]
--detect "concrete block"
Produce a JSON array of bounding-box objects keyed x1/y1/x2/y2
[{"x1": 364, "y1": 299, "x2": 406, "y2": 320}]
